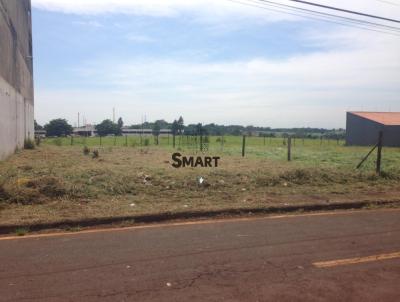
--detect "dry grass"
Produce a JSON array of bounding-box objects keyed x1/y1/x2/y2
[{"x1": 0, "y1": 145, "x2": 399, "y2": 226}]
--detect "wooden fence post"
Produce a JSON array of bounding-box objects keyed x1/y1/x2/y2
[
  {"x1": 288, "y1": 136, "x2": 292, "y2": 161},
  {"x1": 376, "y1": 131, "x2": 383, "y2": 175},
  {"x1": 242, "y1": 135, "x2": 246, "y2": 157}
]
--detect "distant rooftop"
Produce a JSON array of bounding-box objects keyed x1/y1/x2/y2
[{"x1": 349, "y1": 112, "x2": 400, "y2": 126}]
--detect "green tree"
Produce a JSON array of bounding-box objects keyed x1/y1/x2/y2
[
  {"x1": 177, "y1": 116, "x2": 184, "y2": 134},
  {"x1": 117, "y1": 117, "x2": 124, "y2": 136},
  {"x1": 96, "y1": 119, "x2": 118, "y2": 136},
  {"x1": 171, "y1": 120, "x2": 179, "y2": 135},
  {"x1": 152, "y1": 120, "x2": 162, "y2": 145},
  {"x1": 44, "y1": 119, "x2": 73, "y2": 137},
  {"x1": 196, "y1": 123, "x2": 203, "y2": 135}
]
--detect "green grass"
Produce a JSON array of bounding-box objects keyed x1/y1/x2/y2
[
  {"x1": 0, "y1": 143, "x2": 399, "y2": 227},
  {"x1": 43, "y1": 135, "x2": 400, "y2": 172},
  {"x1": 15, "y1": 227, "x2": 29, "y2": 236}
]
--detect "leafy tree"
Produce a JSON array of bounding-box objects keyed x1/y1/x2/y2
[
  {"x1": 152, "y1": 120, "x2": 162, "y2": 145},
  {"x1": 171, "y1": 120, "x2": 179, "y2": 135},
  {"x1": 152, "y1": 121, "x2": 161, "y2": 136},
  {"x1": 34, "y1": 120, "x2": 43, "y2": 131},
  {"x1": 196, "y1": 123, "x2": 203, "y2": 136},
  {"x1": 177, "y1": 116, "x2": 184, "y2": 134},
  {"x1": 154, "y1": 119, "x2": 169, "y2": 129},
  {"x1": 96, "y1": 119, "x2": 118, "y2": 136},
  {"x1": 117, "y1": 117, "x2": 124, "y2": 136},
  {"x1": 44, "y1": 119, "x2": 73, "y2": 137}
]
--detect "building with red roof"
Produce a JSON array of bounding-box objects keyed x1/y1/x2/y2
[{"x1": 346, "y1": 112, "x2": 400, "y2": 147}]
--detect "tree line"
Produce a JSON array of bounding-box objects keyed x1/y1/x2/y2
[{"x1": 34, "y1": 116, "x2": 346, "y2": 139}]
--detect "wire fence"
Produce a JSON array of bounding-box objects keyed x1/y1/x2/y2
[{"x1": 41, "y1": 134, "x2": 400, "y2": 173}]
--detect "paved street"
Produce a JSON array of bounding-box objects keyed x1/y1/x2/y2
[{"x1": 1, "y1": 209, "x2": 400, "y2": 301}]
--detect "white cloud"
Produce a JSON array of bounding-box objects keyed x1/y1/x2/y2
[
  {"x1": 36, "y1": 27, "x2": 400, "y2": 128},
  {"x1": 126, "y1": 34, "x2": 155, "y2": 43},
  {"x1": 31, "y1": 0, "x2": 400, "y2": 20},
  {"x1": 32, "y1": 0, "x2": 400, "y2": 127},
  {"x1": 73, "y1": 20, "x2": 103, "y2": 28}
]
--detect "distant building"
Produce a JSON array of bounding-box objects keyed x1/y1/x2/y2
[
  {"x1": 34, "y1": 130, "x2": 46, "y2": 138},
  {"x1": 346, "y1": 112, "x2": 400, "y2": 147},
  {"x1": 122, "y1": 128, "x2": 172, "y2": 136},
  {"x1": 73, "y1": 125, "x2": 96, "y2": 137},
  {"x1": 71, "y1": 126, "x2": 173, "y2": 137},
  {"x1": 0, "y1": 0, "x2": 34, "y2": 160}
]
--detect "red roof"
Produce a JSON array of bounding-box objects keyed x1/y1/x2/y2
[{"x1": 349, "y1": 112, "x2": 400, "y2": 126}]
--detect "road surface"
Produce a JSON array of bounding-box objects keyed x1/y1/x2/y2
[{"x1": 1, "y1": 209, "x2": 400, "y2": 301}]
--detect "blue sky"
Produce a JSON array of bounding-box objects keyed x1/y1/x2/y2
[{"x1": 31, "y1": 0, "x2": 400, "y2": 128}]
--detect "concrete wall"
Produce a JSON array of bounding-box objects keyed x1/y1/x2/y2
[
  {"x1": 346, "y1": 112, "x2": 400, "y2": 147},
  {"x1": 0, "y1": 0, "x2": 34, "y2": 160}
]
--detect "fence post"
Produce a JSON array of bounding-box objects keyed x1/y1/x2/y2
[
  {"x1": 125, "y1": 135, "x2": 128, "y2": 147},
  {"x1": 200, "y1": 135, "x2": 203, "y2": 152},
  {"x1": 71, "y1": 136, "x2": 73, "y2": 146},
  {"x1": 173, "y1": 134, "x2": 176, "y2": 148},
  {"x1": 288, "y1": 136, "x2": 292, "y2": 161},
  {"x1": 376, "y1": 131, "x2": 383, "y2": 175},
  {"x1": 242, "y1": 135, "x2": 246, "y2": 157}
]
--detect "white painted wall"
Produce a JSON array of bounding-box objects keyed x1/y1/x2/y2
[
  {"x1": 0, "y1": 76, "x2": 34, "y2": 160},
  {"x1": 0, "y1": 0, "x2": 34, "y2": 160}
]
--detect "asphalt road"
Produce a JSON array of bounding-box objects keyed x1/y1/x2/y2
[{"x1": 1, "y1": 209, "x2": 400, "y2": 302}]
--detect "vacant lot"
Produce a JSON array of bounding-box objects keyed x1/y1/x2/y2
[{"x1": 0, "y1": 137, "x2": 400, "y2": 227}]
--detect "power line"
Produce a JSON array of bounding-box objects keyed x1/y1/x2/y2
[
  {"x1": 227, "y1": 0, "x2": 400, "y2": 36},
  {"x1": 375, "y1": 0, "x2": 400, "y2": 6},
  {"x1": 254, "y1": 0, "x2": 400, "y2": 33},
  {"x1": 288, "y1": 0, "x2": 400, "y2": 24}
]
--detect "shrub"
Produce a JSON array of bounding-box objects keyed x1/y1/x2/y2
[
  {"x1": 92, "y1": 149, "x2": 99, "y2": 159},
  {"x1": 144, "y1": 138, "x2": 150, "y2": 146},
  {"x1": 24, "y1": 138, "x2": 35, "y2": 150},
  {"x1": 83, "y1": 146, "x2": 90, "y2": 155},
  {"x1": 15, "y1": 228, "x2": 29, "y2": 236}
]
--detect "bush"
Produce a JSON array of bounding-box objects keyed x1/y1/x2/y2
[
  {"x1": 144, "y1": 138, "x2": 150, "y2": 146},
  {"x1": 83, "y1": 146, "x2": 90, "y2": 155},
  {"x1": 92, "y1": 149, "x2": 99, "y2": 159},
  {"x1": 24, "y1": 138, "x2": 35, "y2": 150}
]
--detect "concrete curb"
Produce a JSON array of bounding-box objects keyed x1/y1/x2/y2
[{"x1": 0, "y1": 200, "x2": 399, "y2": 235}]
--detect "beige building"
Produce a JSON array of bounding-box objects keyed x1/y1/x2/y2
[{"x1": 0, "y1": 0, "x2": 34, "y2": 160}]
